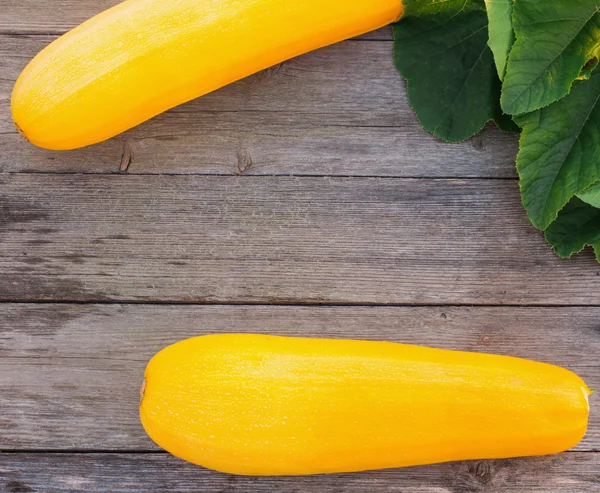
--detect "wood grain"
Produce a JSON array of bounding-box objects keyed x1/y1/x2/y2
[
  {"x1": 0, "y1": 0, "x2": 395, "y2": 37},
  {"x1": 0, "y1": 35, "x2": 519, "y2": 176},
  {"x1": 0, "y1": 0, "x2": 120, "y2": 33},
  {"x1": 1, "y1": 304, "x2": 598, "y2": 450},
  {"x1": 1, "y1": 452, "x2": 599, "y2": 493},
  {"x1": 2, "y1": 174, "x2": 600, "y2": 304},
  {"x1": 2, "y1": 5, "x2": 598, "y2": 491}
]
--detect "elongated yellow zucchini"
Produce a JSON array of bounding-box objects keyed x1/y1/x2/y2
[
  {"x1": 140, "y1": 334, "x2": 591, "y2": 476},
  {"x1": 11, "y1": 0, "x2": 403, "y2": 150}
]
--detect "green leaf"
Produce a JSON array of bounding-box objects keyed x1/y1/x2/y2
[
  {"x1": 545, "y1": 197, "x2": 600, "y2": 260},
  {"x1": 401, "y1": 0, "x2": 473, "y2": 17},
  {"x1": 516, "y1": 72, "x2": 600, "y2": 231},
  {"x1": 501, "y1": 0, "x2": 600, "y2": 116},
  {"x1": 484, "y1": 0, "x2": 515, "y2": 80},
  {"x1": 577, "y1": 182, "x2": 600, "y2": 207},
  {"x1": 392, "y1": 0, "x2": 503, "y2": 142}
]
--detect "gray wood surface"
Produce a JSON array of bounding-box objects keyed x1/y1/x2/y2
[
  {"x1": 2, "y1": 174, "x2": 600, "y2": 305},
  {"x1": 1, "y1": 304, "x2": 598, "y2": 450},
  {"x1": 0, "y1": 3, "x2": 394, "y2": 36},
  {"x1": 1, "y1": 0, "x2": 599, "y2": 490},
  {"x1": 0, "y1": 0, "x2": 122, "y2": 33},
  {"x1": 0, "y1": 35, "x2": 519, "y2": 175},
  {"x1": 1, "y1": 453, "x2": 597, "y2": 493}
]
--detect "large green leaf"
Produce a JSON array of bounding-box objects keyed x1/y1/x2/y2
[
  {"x1": 484, "y1": 0, "x2": 515, "y2": 80},
  {"x1": 501, "y1": 0, "x2": 600, "y2": 116},
  {"x1": 516, "y1": 73, "x2": 600, "y2": 231},
  {"x1": 486, "y1": 0, "x2": 521, "y2": 135},
  {"x1": 578, "y1": 182, "x2": 600, "y2": 207},
  {"x1": 545, "y1": 197, "x2": 600, "y2": 260},
  {"x1": 401, "y1": 0, "x2": 473, "y2": 17},
  {"x1": 392, "y1": 0, "x2": 504, "y2": 142}
]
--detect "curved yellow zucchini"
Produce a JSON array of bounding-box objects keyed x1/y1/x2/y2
[
  {"x1": 140, "y1": 334, "x2": 591, "y2": 476},
  {"x1": 11, "y1": 0, "x2": 403, "y2": 150}
]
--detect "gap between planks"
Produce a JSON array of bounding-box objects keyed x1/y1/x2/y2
[{"x1": 3, "y1": 300, "x2": 600, "y2": 308}]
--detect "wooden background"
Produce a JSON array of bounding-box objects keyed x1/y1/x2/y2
[{"x1": 1, "y1": 2, "x2": 599, "y2": 492}]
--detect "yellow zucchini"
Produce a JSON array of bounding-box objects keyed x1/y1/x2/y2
[
  {"x1": 11, "y1": 0, "x2": 403, "y2": 150},
  {"x1": 140, "y1": 334, "x2": 591, "y2": 476}
]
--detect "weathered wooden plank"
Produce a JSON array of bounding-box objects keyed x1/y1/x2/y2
[
  {"x1": 1, "y1": 175, "x2": 600, "y2": 304},
  {"x1": 0, "y1": 0, "x2": 119, "y2": 33},
  {"x1": 1, "y1": 304, "x2": 598, "y2": 450},
  {"x1": 0, "y1": 35, "x2": 518, "y2": 175},
  {"x1": 1, "y1": 452, "x2": 599, "y2": 493},
  {"x1": 0, "y1": 0, "x2": 395, "y2": 37}
]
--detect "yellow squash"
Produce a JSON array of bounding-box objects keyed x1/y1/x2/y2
[
  {"x1": 12, "y1": 0, "x2": 403, "y2": 150},
  {"x1": 140, "y1": 334, "x2": 591, "y2": 476}
]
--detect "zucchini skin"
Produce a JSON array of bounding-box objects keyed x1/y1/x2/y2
[
  {"x1": 11, "y1": 0, "x2": 403, "y2": 150},
  {"x1": 140, "y1": 334, "x2": 591, "y2": 476}
]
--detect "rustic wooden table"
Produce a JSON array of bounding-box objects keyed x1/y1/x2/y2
[{"x1": 1, "y1": 2, "x2": 599, "y2": 492}]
